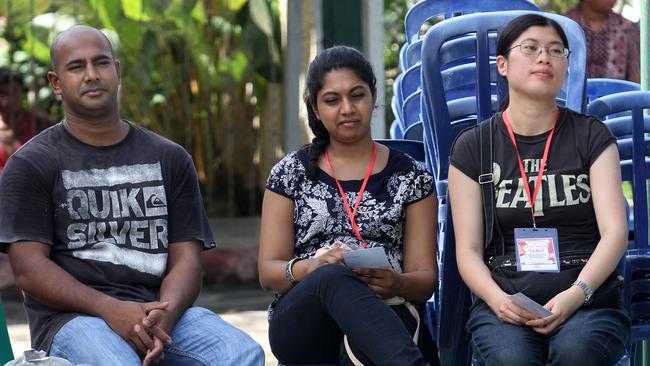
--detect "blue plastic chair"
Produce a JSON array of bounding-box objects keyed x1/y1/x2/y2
[
  {"x1": 399, "y1": 42, "x2": 409, "y2": 72},
  {"x1": 587, "y1": 78, "x2": 641, "y2": 104},
  {"x1": 398, "y1": 63, "x2": 421, "y2": 104},
  {"x1": 404, "y1": 0, "x2": 540, "y2": 44},
  {"x1": 588, "y1": 91, "x2": 650, "y2": 249},
  {"x1": 404, "y1": 121, "x2": 424, "y2": 141},
  {"x1": 587, "y1": 91, "x2": 650, "y2": 366},
  {"x1": 420, "y1": 10, "x2": 587, "y2": 182},
  {"x1": 402, "y1": 90, "x2": 422, "y2": 129},
  {"x1": 0, "y1": 296, "x2": 13, "y2": 364},
  {"x1": 406, "y1": 38, "x2": 423, "y2": 69},
  {"x1": 376, "y1": 139, "x2": 425, "y2": 163},
  {"x1": 389, "y1": 119, "x2": 405, "y2": 140}
]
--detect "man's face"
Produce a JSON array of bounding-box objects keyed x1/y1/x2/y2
[{"x1": 48, "y1": 29, "x2": 120, "y2": 118}]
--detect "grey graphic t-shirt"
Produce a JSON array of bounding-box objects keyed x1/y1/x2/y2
[{"x1": 0, "y1": 122, "x2": 215, "y2": 351}]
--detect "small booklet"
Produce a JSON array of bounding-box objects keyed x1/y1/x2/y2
[
  {"x1": 342, "y1": 246, "x2": 392, "y2": 269},
  {"x1": 510, "y1": 292, "x2": 553, "y2": 318}
]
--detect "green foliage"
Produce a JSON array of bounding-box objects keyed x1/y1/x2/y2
[{"x1": 0, "y1": 0, "x2": 282, "y2": 215}]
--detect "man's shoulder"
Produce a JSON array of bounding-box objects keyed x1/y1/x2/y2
[
  {"x1": 12, "y1": 123, "x2": 65, "y2": 161},
  {"x1": 129, "y1": 123, "x2": 189, "y2": 156}
]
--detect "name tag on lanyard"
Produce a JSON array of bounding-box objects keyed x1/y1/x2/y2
[{"x1": 514, "y1": 228, "x2": 560, "y2": 272}]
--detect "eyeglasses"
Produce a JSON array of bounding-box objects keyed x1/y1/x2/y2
[{"x1": 509, "y1": 42, "x2": 570, "y2": 58}]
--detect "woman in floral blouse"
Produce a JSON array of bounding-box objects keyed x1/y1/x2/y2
[{"x1": 258, "y1": 46, "x2": 438, "y2": 366}]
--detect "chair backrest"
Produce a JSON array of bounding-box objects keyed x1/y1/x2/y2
[
  {"x1": 402, "y1": 90, "x2": 422, "y2": 128},
  {"x1": 420, "y1": 10, "x2": 587, "y2": 181},
  {"x1": 586, "y1": 78, "x2": 640, "y2": 104},
  {"x1": 435, "y1": 197, "x2": 473, "y2": 366},
  {"x1": 404, "y1": 0, "x2": 540, "y2": 44},
  {"x1": 406, "y1": 38, "x2": 423, "y2": 69},
  {"x1": 389, "y1": 119, "x2": 404, "y2": 140},
  {"x1": 404, "y1": 121, "x2": 424, "y2": 141},
  {"x1": 399, "y1": 64, "x2": 421, "y2": 104},
  {"x1": 587, "y1": 91, "x2": 650, "y2": 249},
  {"x1": 0, "y1": 296, "x2": 13, "y2": 364},
  {"x1": 399, "y1": 42, "x2": 408, "y2": 72},
  {"x1": 376, "y1": 139, "x2": 426, "y2": 162}
]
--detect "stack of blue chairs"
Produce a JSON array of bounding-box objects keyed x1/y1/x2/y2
[
  {"x1": 390, "y1": 0, "x2": 540, "y2": 141},
  {"x1": 588, "y1": 91, "x2": 650, "y2": 366}
]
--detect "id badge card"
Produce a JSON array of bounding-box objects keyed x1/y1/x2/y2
[{"x1": 514, "y1": 228, "x2": 560, "y2": 272}]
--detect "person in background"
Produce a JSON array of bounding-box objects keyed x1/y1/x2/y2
[
  {"x1": 0, "y1": 68, "x2": 53, "y2": 144},
  {"x1": 566, "y1": 0, "x2": 640, "y2": 83}
]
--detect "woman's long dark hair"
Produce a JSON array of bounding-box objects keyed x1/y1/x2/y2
[
  {"x1": 496, "y1": 14, "x2": 569, "y2": 111},
  {"x1": 303, "y1": 46, "x2": 377, "y2": 180}
]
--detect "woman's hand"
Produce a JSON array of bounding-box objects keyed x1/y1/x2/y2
[
  {"x1": 353, "y1": 268, "x2": 404, "y2": 299},
  {"x1": 526, "y1": 286, "x2": 584, "y2": 334},
  {"x1": 301, "y1": 246, "x2": 352, "y2": 277},
  {"x1": 488, "y1": 293, "x2": 541, "y2": 326}
]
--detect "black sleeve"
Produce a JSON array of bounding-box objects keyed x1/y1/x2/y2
[
  {"x1": 449, "y1": 125, "x2": 481, "y2": 182},
  {"x1": 586, "y1": 116, "x2": 617, "y2": 167},
  {"x1": 0, "y1": 155, "x2": 54, "y2": 251},
  {"x1": 165, "y1": 147, "x2": 215, "y2": 249}
]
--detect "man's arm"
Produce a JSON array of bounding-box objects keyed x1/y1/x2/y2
[
  {"x1": 8, "y1": 241, "x2": 169, "y2": 355},
  {"x1": 141, "y1": 241, "x2": 203, "y2": 365},
  {"x1": 156, "y1": 241, "x2": 203, "y2": 328}
]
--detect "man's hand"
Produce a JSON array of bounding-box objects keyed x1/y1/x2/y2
[
  {"x1": 353, "y1": 268, "x2": 404, "y2": 299},
  {"x1": 98, "y1": 300, "x2": 169, "y2": 356},
  {"x1": 141, "y1": 309, "x2": 173, "y2": 366}
]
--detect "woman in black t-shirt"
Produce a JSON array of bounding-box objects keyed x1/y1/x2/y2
[
  {"x1": 258, "y1": 46, "x2": 438, "y2": 365},
  {"x1": 449, "y1": 14, "x2": 629, "y2": 365}
]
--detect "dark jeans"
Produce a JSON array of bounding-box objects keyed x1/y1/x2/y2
[
  {"x1": 467, "y1": 301, "x2": 630, "y2": 366},
  {"x1": 269, "y1": 264, "x2": 436, "y2": 366}
]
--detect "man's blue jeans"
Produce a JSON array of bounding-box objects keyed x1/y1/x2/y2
[
  {"x1": 49, "y1": 306, "x2": 264, "y2": 366},
  {"x1": 467, "y1": 301, "x2": 630, "y2": 366}
]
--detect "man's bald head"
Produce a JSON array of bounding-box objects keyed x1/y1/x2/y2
[{"x1": 50, "y1": 25, "x2": 115, "y2": 72}]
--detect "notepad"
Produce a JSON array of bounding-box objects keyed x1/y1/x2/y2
[
  {"x1": 342, "y1": 247, "x2": 392, "y2": 269},
  {"x1": 511, "y1": 292, "x2": 553, "y2": 318}
]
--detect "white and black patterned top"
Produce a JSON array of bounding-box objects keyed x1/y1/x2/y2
[{"x1": 265, "y1": 145, "x2": 434, "y2": 316}]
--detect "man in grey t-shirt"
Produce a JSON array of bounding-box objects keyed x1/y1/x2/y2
[{"x1": 0, "y1": 25, "x2": 263, "y2": 366}]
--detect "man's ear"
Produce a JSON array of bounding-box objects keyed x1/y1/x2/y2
[
  {"x1": 47, "y1": 71, "x2": 62, "y2": 96},
  {"x1": 496, "y1": 55, "x2": 508, "y2": 77},
  {"x1": 114, "y1": 59, "x2": 121, "y2": 83}
]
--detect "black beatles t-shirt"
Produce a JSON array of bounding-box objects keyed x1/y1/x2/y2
[
  {"x1": 450, "y1": 108, "x2": 616, "y2": 261},
  {"x1": 0, "y1": 122, "x2": 215, "y2": 351}
]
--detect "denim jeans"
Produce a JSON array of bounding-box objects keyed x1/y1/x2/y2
[
  {"x1": 268, "y1": 264, "x2": 434, "y2": 366},
  {"x1": 467, "y1": 301, "x2": 630, "y2": 366},
  {"x1": 49, "y1": 306, "x2": 264, "y2": 366}
]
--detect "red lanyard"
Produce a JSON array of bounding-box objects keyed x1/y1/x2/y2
[
  {"x1": 324, "y1": 143, "x2": 377, "y2": 248},
  {"x1": 502, "y1": 110, "x2": 558, "y2": 228}
]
